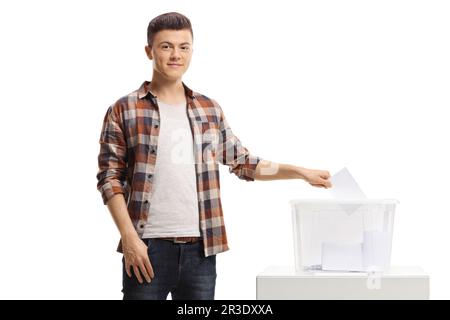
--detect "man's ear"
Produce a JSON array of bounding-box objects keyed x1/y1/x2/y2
[{"x1": 145, "y1": 45, "x2": 153, "y2": 60}]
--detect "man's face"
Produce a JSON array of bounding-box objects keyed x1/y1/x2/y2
[{"x1": 145, "y1": 29, "x2": 193, "y2": 80}]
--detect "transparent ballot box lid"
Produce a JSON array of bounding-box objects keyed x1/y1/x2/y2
[{"x1": 290, "y1": 199, "x2": 398, "y2": 272}]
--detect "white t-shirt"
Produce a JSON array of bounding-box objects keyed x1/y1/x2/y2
[{"x1": 142, "y1": 98, "x2": 200, "y2": 238}]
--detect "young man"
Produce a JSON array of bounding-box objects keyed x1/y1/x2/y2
[{"x1": 96, "y1": 12, "x2": 332, "y2": 300}]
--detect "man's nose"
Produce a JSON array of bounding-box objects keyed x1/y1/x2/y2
[{"x1": 170, "y1": 48, "x2": 182, "y2": 59}]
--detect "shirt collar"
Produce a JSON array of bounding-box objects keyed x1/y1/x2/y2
[{"x1": 137, "y1": 80, "x2": 196, "y2": 100}]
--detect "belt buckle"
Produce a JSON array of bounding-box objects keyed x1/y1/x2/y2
[{"x1": 173, "y1": 238, "x2": 188, "y2": 244}]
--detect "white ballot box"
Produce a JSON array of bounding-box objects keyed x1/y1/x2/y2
[
  {"x1": 291, "y1": 199, "x2": 398, "y2": 272},
  {"x1": 256, "y1": 266, "x2": 429, "y2": 300}
]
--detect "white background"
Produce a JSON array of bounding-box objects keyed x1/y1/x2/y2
[{"x1": 0, "y1": 0, "x2": 449, "y2": 299}]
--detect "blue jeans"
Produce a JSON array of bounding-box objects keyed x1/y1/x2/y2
[{"x1": 122, "y1": 238, "x2": 217, "y2": 300}]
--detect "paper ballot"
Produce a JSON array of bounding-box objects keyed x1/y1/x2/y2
[
  {"x1": 329, "y1": 167, "x2": 367, "y2": 200},
  {"x1": 328, "y1": 167, "x2": 367, "y2": 216}
]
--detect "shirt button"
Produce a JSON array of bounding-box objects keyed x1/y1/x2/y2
[
  {"x1": 144, "y1": 200, "x2": 149, "y2": 204},
  {"x1": 147, "y1": 174, "x2": 153, "y2": 179},
  {"x1": 151, "y1": 148, "x2": 156, "y2": 154},
  {"x1": 154, "y1": 124, "x2": 159, "y2": 129}
]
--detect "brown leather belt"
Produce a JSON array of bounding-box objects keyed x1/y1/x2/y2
[{"x1": 159, "y1": 236, "x2": 202, "y2": 244}]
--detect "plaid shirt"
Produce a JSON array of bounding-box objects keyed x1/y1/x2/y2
[{"x1": 96, "y1": 81, "x2": 262, "y2": 257}]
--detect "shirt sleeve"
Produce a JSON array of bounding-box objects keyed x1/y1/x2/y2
[
  {"x1": 213, "y1": 99, "x2": 262, "y2": 181},
  {"x1": 96, "y1": 105, "x2": 128, "y2": 205}
]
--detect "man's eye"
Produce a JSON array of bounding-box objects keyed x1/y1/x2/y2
[
  {"x1": 181, "y1": 47, "x2": 190, "y2": 51},
  {"x1": 162, "y1": 45, "x2": 170, "y2": 49}
]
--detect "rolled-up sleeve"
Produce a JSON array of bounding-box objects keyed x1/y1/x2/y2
[
  {"x1": 214, "y1": 100, "x2": 262, "y2": 181},
  {"x1": 96, "y1": 105, "x2": 128, "y2": 204}
]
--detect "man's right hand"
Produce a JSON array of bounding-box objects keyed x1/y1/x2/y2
[{"x1": 122, "y1": 233, "x2": 154, "y2": 284}]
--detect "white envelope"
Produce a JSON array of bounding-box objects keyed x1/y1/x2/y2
[{"x1": 362, "y1": 230, "x2": 391, "y2": 271}]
